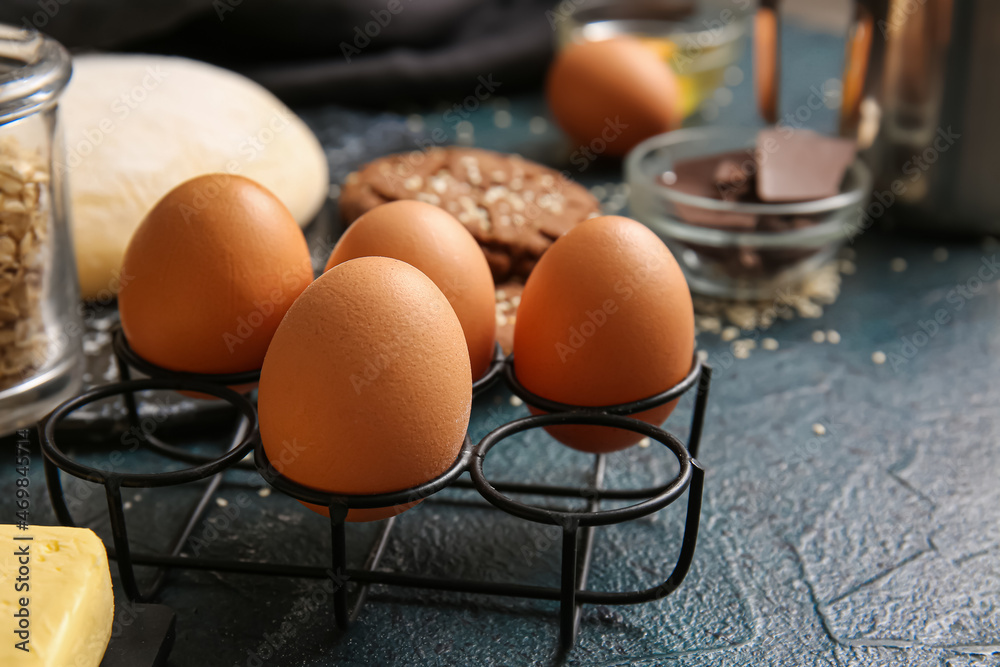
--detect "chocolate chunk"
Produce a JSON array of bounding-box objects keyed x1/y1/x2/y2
[
  {"x1": 661, "y1": 150, "x2": 758, "y2": 230},
  {"x1": 755, "y1": 128, "x2": 856, "y2": 202},
  {"x1": 665, "y1": 150, "x2": 756, "y2": 200},
  {"x1": 713, "y1": 158, "x2": 755, "y2": 201}
]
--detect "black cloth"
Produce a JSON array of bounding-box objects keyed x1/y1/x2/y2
[{"x1": 0, "y1": 0, "x2": 556, "y2": 105}]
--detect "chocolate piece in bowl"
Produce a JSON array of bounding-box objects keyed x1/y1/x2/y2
[
  {"x1": 628, "y1": 125, "x2": 870, "y2": 299},
  {"x1": 664, "y1": 149, "x2": 755, "y2": 201},
  {"x1": 660, "y1": 150, "x2": 758, "y2": 230},
  {"x1": 756, "y1": 128, "x2": 857, "y2": 202},
  {"x1": 713, "y1": 156, "x2": 756, "y2": 202}
]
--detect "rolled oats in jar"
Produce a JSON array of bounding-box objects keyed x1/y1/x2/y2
[
  {"x1": 0, "y1": 138, "x2": 51, "y2": 386},
  {"x1": 0, "y1": 26, "x2": 83, "y2": 433}
]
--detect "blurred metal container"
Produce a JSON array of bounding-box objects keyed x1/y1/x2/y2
[
  {"x1": 756, "y1": 0, "x2": 1000, "y2": 233},
  {"x1": 867, "y1": 0, "x2": 999, "y2": 232}
]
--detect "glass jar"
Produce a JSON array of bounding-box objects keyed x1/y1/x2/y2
[
  {"x1": 0, "y1": 25, "x2": 82, "y2": 435},
  {"x1": 553, "y1": 0, "x2": 751, "y2": 120}
]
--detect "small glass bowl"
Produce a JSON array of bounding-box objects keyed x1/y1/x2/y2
[
  {"x1": 625, "y1": 126, "x2": 872, "y2": 300},
  {"x1": 554, "y1": 0, "x2": 750, "y2": 118}
]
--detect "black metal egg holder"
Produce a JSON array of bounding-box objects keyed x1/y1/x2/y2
[
  {"x1": 40, "y1": 326, "x2": 710, "y2": 650},
  {"x1": 110, "y1": 328, "x2": 263, "y2": 468},
  {"x1": 40, "y1": 377, "x2": 259, "y2": 602}
]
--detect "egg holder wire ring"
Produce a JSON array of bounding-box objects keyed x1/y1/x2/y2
[
  {"x1": 40, "y1": 326, "x2": 709, "y2": 651},
  {"x1": 108, "y1": 328, "x2": 504, "y2": 467}
]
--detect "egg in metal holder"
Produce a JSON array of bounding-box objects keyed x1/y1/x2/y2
[
  {"x1": 257, "y1": 257, "x2": 474, "y2": 521},
  {"x1": 513, "y1": 215, "x2": 695, "y2": 453},
  {"x1": 117, "y1": 173, "x2": 314, "y2": 399}
]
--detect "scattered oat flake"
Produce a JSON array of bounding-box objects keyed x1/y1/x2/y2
[
  {"x1": 638, "y1": 437, "x2": 651, "y2": 448},
  {"x1": 123, "y1": 501, "x2": 133, "y2": 510},
  {"x1": 215, "y1": 497, "x2": 229, "y2": 507},
  {"x1": 839, "y1": 259, "x2": 857, "y2": 275},
  {"x1": 696, "y1": 349, "x2": 709, "y2": 362},
  {"x1": 509, "y1": 395, "x2": 523, "y2": 407},
  {"x1": 693, "y1": 261, "x2": 841, "y2": 332},
  {"x1": 732, "y1": 339, "x2": 753, "y2": 359},
  {"x1": 405, "y1": 114, "x2": 424, "y2": 133},
  {"x1": 762, "y1": 338, "x2": 779, "y2": 350},
  {"x1": 812, "y1": 330, "x2": 826, "y2": 343},
  {"x1": 493, "y1": 109, "x2": 512, "y2": 129},
  {"x1": 890, "y1": 257, "x2": 907, "y2": 272},
  {"x1": 812, "y1": 423, "x2": 827, "y2": 435},
  {"x1": 826, "y1": 330, "x2": 841, "y2": 344},
  {"x1": 696, "y1": 316, "x2": 721, "y2": 334},
  {"x1": 932, "y1": 247, "x2": 948, "y2": 262},
  {"x1": 528, "y1": 117, "x2": 548, "y2": 134},
  {"x1": 258, "y1": 488, "x2": 272, "y2": 498},
  {"x1": 724, "y1": 305, "x2": 758, "y2": 330},
  {"x1": 872, "y1": 351, "x2": 886, "y2": 364},
  {"x1": 721, "y1": 326, "x2": 739, "y2": 342}
]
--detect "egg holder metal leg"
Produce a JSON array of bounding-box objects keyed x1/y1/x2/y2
[{"x1": 39, "y1": 326, "x2": 710, "y2": 651}]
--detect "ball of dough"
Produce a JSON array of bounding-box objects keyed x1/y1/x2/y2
[{"x1": 60, "y1": 54, "x2": 328, "y2": 300}]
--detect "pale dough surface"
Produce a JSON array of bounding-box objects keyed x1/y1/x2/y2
[{"x1": 60, "y1": 54, "x2": 328, "y2": 299}]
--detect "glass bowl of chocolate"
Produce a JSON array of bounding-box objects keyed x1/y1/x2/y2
[{"x1": 626, "y1": 126, "x2": 871, "y2": 299}]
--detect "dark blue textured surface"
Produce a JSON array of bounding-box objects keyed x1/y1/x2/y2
[
  {"x1": 12, "y1": 230, "x2": 1000, "y2": 667},
  {"x1": 1, "y1": 15, "x2": 998, "y2": 667}
]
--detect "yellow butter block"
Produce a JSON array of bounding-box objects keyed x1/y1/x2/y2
[{"x1": 0, "y1": 525, "x2": 114, "y2": 667}]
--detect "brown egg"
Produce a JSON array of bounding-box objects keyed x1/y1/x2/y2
[
  {"x1": 546, "y1": 37, "x2": 682, "y2": 157},
  {"x1": 258, "y1": 257, "x2": 472, "y2": 522},
  {"x1": 325, "y1": 200, "x2": 496, "y2": 380},
  {"x1": 119, "y1": 174, "x2": 313, "y2": 374},
  {"x1": 513, "y1": 216, "x2": 694, "y2": 453}
]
